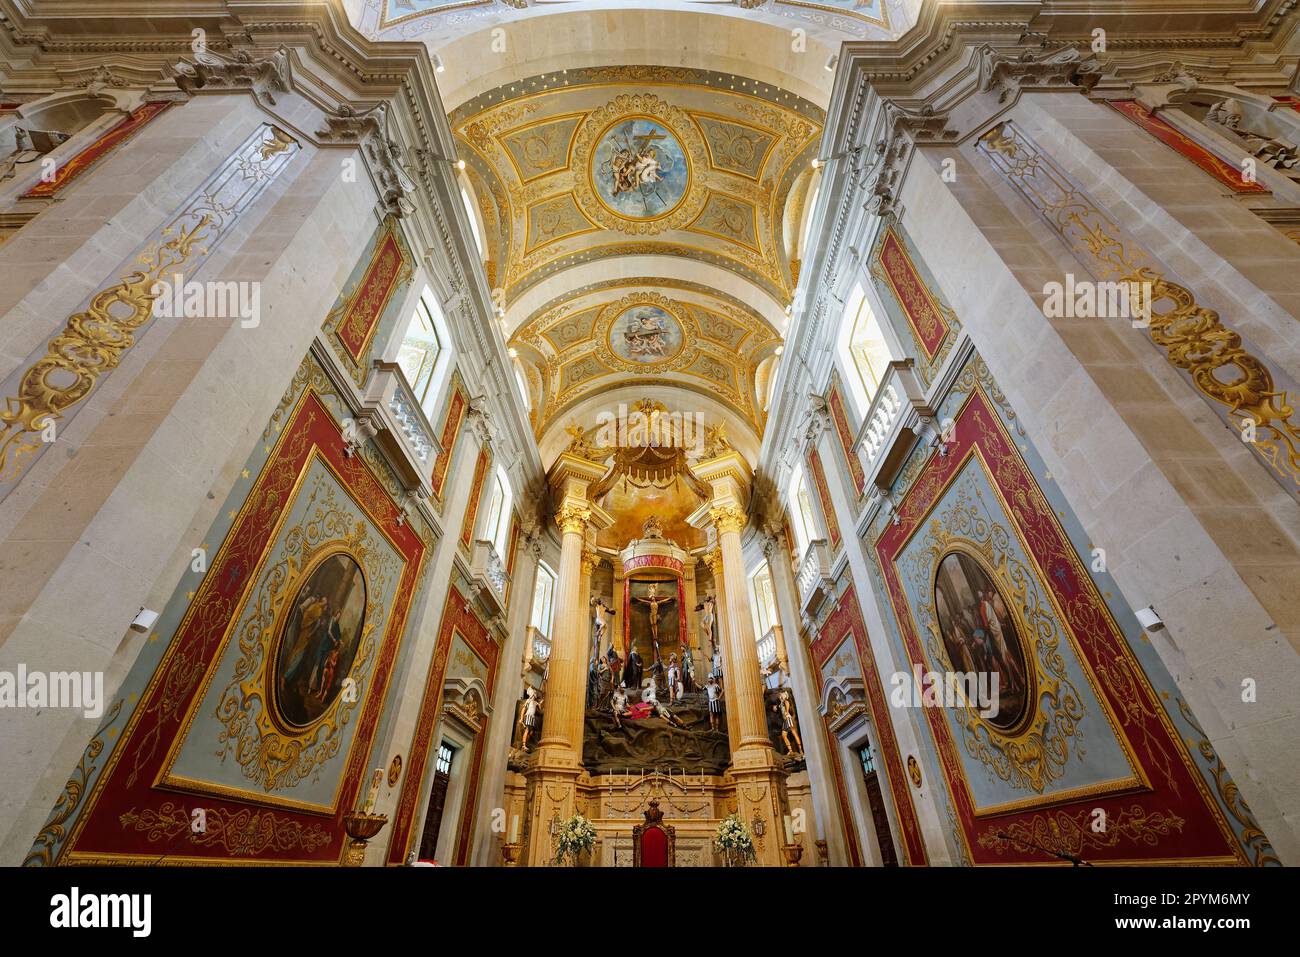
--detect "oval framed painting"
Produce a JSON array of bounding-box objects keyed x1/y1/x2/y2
[
  {"x1": 931, "y1": 549, "x2": 1033, "y2": 733},
  {"x1": 591, "y1": 116, "x2": 691, "y2": 221},
  {"x1": 271, "y1": 550, "x2": 368, "y2": 729},
  {"x1": 608, "y1": 303, "x2": 685, "y2": 365}
]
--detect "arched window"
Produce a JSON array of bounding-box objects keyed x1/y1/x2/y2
[
  {"x1": 396, "y1": 286, "x2": 449, "y2": 417},
  {"x1": 789, "y1": 466, "x2": 819, "y2": 556},
  {"x1": 530, "y1": 563, "x2": 557, "y2": 638},
  {"x1": 750, "y1": 562, "x2": 779, "y2": 638},
  {"x1": 837, "y1": 283, "x2": 894, "y2": 416},
  {"x1": 480, "y1": 465, "x2": 513, "y2": 555}
]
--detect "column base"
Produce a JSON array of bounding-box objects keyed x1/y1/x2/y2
[
  {"x1": 729, "y1": 744, "x2": 789, "y2": 867},
  {"x1": 522, "y1": 745, "x2": 584, "y2": 866}
]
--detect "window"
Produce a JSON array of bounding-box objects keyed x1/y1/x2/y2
[
  {"x1": 480, "y1": 465, "x2": 513, "y2": 556},
  {"x1": 858, "y1": 743, "x2": 876, "y2": 777},
  {"x1": 396, "y1": 287, "x2": 445, "y2": 415},
  {"x1": 838, "y1": 284, "x2": 894, "y2": 415},
  {"x1": 436, "y1": 742, "x2": 456, "y2": 776},
  {"x1": 789, "y1": 466, "x2": 818, "y2": 556},
  {"x1": 530, "y1": 563, "x2": 557, "y2": 637},
  {"x1": 461, "y1": 185, "x2": 483, "y2": 256}
]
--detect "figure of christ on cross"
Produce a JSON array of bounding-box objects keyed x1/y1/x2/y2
[{"x1": 632, "y1": 581, "x2": 677, "y2": 666}]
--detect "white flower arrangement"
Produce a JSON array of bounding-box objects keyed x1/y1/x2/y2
[
  {"x1": 554, "y1": 813, "x2": 598, "y2": 865},
  {"x1": 714, "y1": 813, "x2": 756, "y2": 864}
]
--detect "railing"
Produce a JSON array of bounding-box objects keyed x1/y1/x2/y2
[
  {"x1": 530, "y1": 628, "x2": 551, "y2": 665},
  {"x1": 756, "y1": 627, "x2": 778, "y2": 667},
  {"x1": 853, "y1": 359, "x2": 927, "y2": 487},
  {"x1": 471, "y1": 539, "x2": 509, "y2": 614},
  {"x1": 798, "y1": 539, "x2": 834, "y2": 618},
  {"x1": 361, "y1": 359, "x2": 441, "y2": 495}
]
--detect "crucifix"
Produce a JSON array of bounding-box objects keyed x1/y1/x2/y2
[{"x1": 632, "y1": 581, "x2": 677, "y2": 666}]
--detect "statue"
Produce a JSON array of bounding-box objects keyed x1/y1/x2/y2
[
  {"x1": 652, "y1": 698, "x2": 688, "y2": 729},
  {"x1": 611, "y1": 684, "x2": 629, "y2": 729},
  {"x1": 606, "y1": 644, "x2": 623, "y2": 689},
  {"x1": 633, "y1": 581, "x2": 677, "y2": 661},
  {"x1": 666, "y1": 653, "x2": 682, "y2": 703},
  {"x1": 697, "y1": 596, "x2": 716, "y2": 648},
  {"x1": 592, "y1": 598, "x2": 612, "y2": 655},
  {"x1": 641, "y1": 515, "x2": 666, "y2": 541},
  {"x1": 774, "y1": 689, "x2": 804, "y2": 755},
  {"x1": 681, "y1": 648, "x2": 697, "y2": 693},
  {"x1": 623, "y1": 646, "x2": 644, "y2": 690},
  {"x1": 705, "y1": 676, "x2": 723, "y2": 732},
  {"x1": 519, "y1": 687, "x2": 543, "y2": 751},
  {"x1": 587, "y1": 654, "x2": 600, "y2": 709},
  {"x1": 643, "y1": 673, "x2": 658, "y2": 705}
]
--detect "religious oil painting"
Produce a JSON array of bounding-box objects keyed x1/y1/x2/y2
[
  {"x1": 611, "y1": 304, "x2": 684, "y2": 363},
  {"x1": 593, "y1": 117, "x2": 690, "y2": 219},
  {"x1": 932, "y1": 550, "x2": 1030, "y2": 732},
  {"x1": 273, "y1": 551, "x2": 368, "y2": 727}
]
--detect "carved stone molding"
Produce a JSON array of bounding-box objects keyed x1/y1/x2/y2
[
  {"x1": 169, "y1": 47, "x2": 291, "y2": 106},
  {"x1": 976, "y1": 45, "x2": 1105, "y2": 104}
]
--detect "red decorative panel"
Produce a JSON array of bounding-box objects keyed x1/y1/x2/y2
[
  {"x1": 873, "y1": 387, "x2": 1248, "y2": 864},
  {"x1": 827, "y1": 379, "x2": 866, "y2": 497},
  {"x1": 1107, "y1": 99, "x2": 1268, "y2": 194},
  {"x1": 332, "y1": 227, "x2": 410, "y2": 361},
  {"x1": 430, "y1": 373, "x2": 468, "y2": 506},
  {"x1": 22, "y1": 101, "x2": 170, "y2": 199},
  {"x1": 1273, "y1": 95, "x2": 1300, "y2": 112},
  {"x1": 57, "y1": 390, "x2": 427, "y2": 864},
  {"x1": 808, "y1": 638, "x2": 863, "y2": 867},
  {"x1": 876, "y1": 226, "x2": 952, "y2": 360},
  {"x1": 806, "y1": 445, "x2": 842, "y2": 550},
  {"x1": 459, "y1": 445, "x2": 491, "y2": 552},
  {"x1": 387, "y1": 587, "x2": 494, "y2": 864},
  {"x1": 820, "y1": 585, "x2": 928, "y2": 865}
]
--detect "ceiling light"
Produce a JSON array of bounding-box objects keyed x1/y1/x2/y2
[
  {"x1": 825, "y1": 54, "x2": 838, "y2": 72},
  {"x1": 433, "y1": 54, "x2": 445, "y2": 73},
  {"x1": 456, "y1": 158, "x2": 466, "y2": 171},
  {"x1": 775, "y1": 346, "x2": 784, "y2": 356},
  {"x1": 508, "y1": 347, "x2": 518, "y2": 358}
]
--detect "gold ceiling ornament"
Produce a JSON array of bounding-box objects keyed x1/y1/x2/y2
[
  {"x1": 563, "y1": 421, "x2": 605, "y2": 461},
  {"x1": 709, "y1": 504, "x2": 748, "y2": 534},
  {"x1": 592, "y1": 291, "x2": 699, "y2": 373},
  {"x1": 555, "y1": 502, "x2": 593, "y2": 534},
  {"x1": 571, "y1": 94, "x2": 710, "y2": 235},
  {"x1": 979, "y1": 121, "x2": 1300, "y2": 499}
]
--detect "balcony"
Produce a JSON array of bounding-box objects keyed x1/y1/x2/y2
[
  {"x1": 525, "y1": 626, "x2": 551, "y2": 675},
  {"x1": 757, "y1": 627, "x2": 778, "y2": 668},
  {"x1": 358, "y1": 360, "x2": 441, "y2": 495},
  {"x1": 853, "y1": 359, "x2": 933, "y2": 493},
  {"x1": 470, "y1": 538, "x2": 509, "y2": 617},
  {"x1": 797, "y1": 539, "x2": 835, "y2": 619}
]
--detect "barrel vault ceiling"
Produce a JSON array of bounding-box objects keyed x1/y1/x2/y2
[{"x1": 448, "y1": 66, "x2": 825, "y2": 453}]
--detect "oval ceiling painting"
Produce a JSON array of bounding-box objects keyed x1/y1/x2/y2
[
  {"x1": 272, "y1": 551, "x2": 368, "y2": 728},
  {"x1": 592, "y1": 117, "x2": 690, "y2": 220},
  {"x1": 610, "y1": 304, "x2": 685, "y2": 364}
]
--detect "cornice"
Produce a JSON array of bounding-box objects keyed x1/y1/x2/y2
[{"x1": 0, "y1": 0, "x2": 544, "y2": 497}]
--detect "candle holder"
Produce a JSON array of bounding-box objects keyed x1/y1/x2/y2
[
  {"x1": 782, "y1": 843, "x2": 803, "y2": 867},
  {"x1": 341, "y1": 810, "x2": 388, "y2": 867},
  {"x1": 501, "y1": 841, "x2": 522, "y2": 866}
]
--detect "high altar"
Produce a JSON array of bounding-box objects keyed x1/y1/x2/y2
[{"x1": 506, "y1": 411, "x2": 812, "y2": 867}]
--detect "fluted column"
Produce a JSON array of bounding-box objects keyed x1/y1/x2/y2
[
  {"x1": 704, "y1": 548, "x2": 741, "y2": 748},
  {"x1": 711, "y1": 504, "x2": 774, "y2": 751},
  {"x1": 538, "y1": 502, "x2": 590, "y2": 753}
]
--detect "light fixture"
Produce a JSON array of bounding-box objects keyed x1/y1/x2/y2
[
  {"x1": 508, "y1": 347, "x2": 518, "y2": 358},
  {"x1": 455, "y1": 158, "x2": 466, "y2": 171},
  {"x1": 433, "y1": 54, "x2": 445, "y2": 73},
  {"x1": 825, "y1": 54, "x2": 838, "y2": 72},
  {"x1": 775, "y1": 345, "x2": 784, "y2": 356},
  {"x1": 1135, "y1": 605, "x2": 1165, "y2": 631},
  {"x1": 130, "y1": 608, "x2": 160, "y2": 633}
]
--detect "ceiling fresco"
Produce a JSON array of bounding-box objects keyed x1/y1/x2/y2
[{"x1": 448, "y1": 66, "x2": 822, "y2": 451}]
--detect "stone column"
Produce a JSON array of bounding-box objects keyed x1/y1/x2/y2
[
  {"x1": 580, "y1": 547, "x2": 600, "y2": 695},
  {"x1": 537, "y1": 502, "x2": 590, "y2": 755},
  {"x1": 711, "y1": 504, "x2": 772, "y2": 751},
  {"x1": 704, "y1": 548, "x2": 740, "y2": 747},
  {"x1": 706, "y1": 502, "x2": 788, "y2": 867}
]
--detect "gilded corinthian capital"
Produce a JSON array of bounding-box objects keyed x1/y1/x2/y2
[
  {"x1": 581, "y1": 549, "x2": 602, "y2": 574},
  {"x1": 709, "y1": 504, "x2": 747, "y2": 534},
  {"x1": 555, "y1": 502, "x2": 591, "y2": 534}
]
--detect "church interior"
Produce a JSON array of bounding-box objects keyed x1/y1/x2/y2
[{"x1": 2, "y1": 0, "x2": 1299, "y2": 878}]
